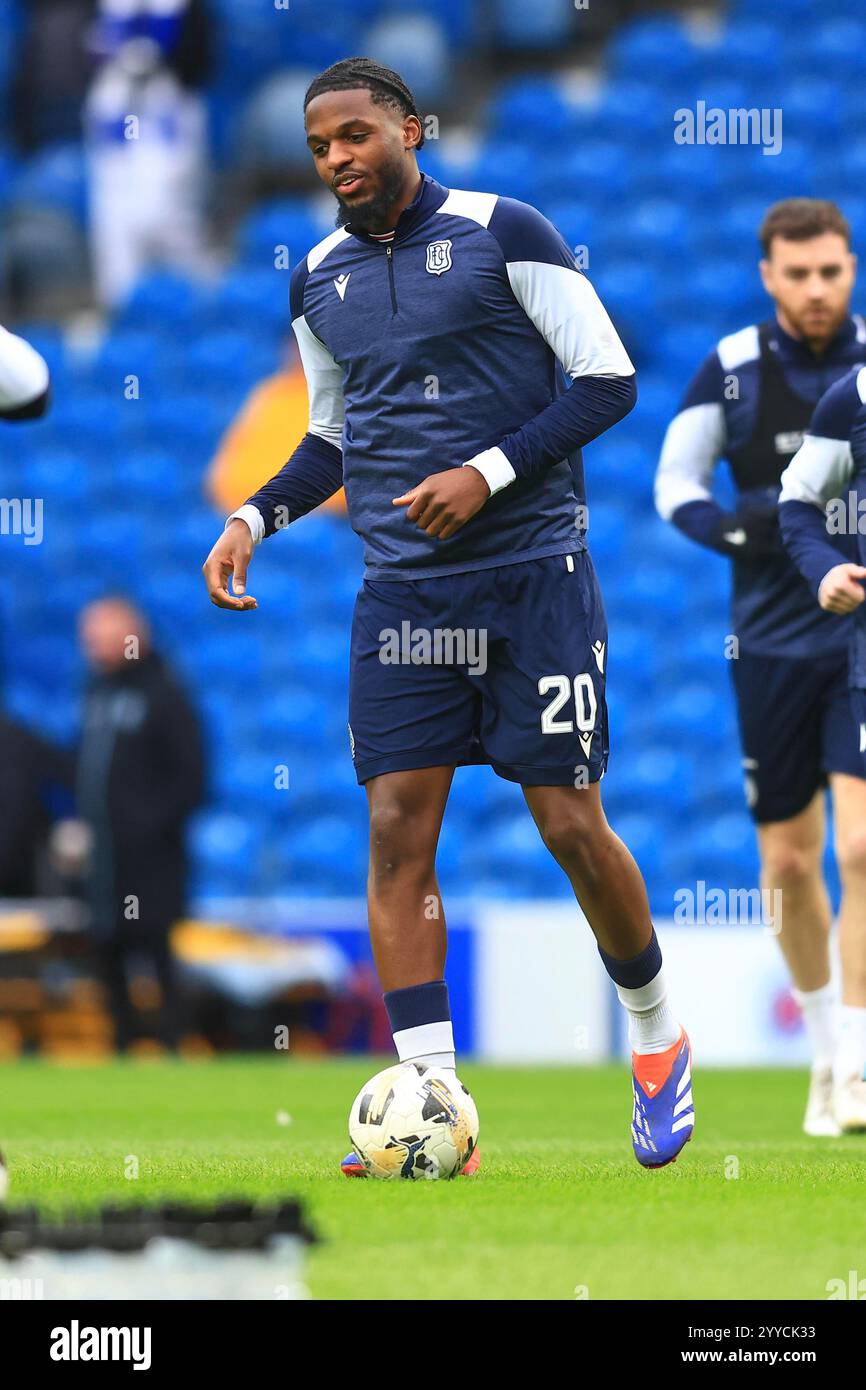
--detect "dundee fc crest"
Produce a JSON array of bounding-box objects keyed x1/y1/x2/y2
[{"x1": 426, "y1": 239, "x2": 453, "y2": 275}]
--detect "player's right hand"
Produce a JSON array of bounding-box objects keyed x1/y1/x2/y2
[
  {"x1": 202, "y1": 520, "x2": 258, "y2": 610},
  {"x1": 817, "y1": 563, "x2": 866, "y2": 615}
]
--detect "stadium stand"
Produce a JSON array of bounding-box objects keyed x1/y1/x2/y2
[{"x1": 3, "y1": 0, "x2": 862, "y2": 911}]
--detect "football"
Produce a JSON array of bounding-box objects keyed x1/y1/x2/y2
[{"x1": 348, "y1": 1063, "x2": 479, "y2": 1180}]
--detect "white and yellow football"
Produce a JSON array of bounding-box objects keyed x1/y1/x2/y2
[{"x1": 348, "y1": 1062, "x2": 479, "y2": 1180}]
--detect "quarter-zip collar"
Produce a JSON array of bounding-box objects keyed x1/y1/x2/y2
[
  {"x1": 770, "y1": 312, "x2": 863, "y2": 364},
  {"x1": 344, "y1": 171, "x2": 450, "y2": 247}
]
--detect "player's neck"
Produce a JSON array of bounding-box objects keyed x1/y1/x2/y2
[
  {"x1": 773, "y1": 307, "x2": 849, "y2": 359},
  {"x1": 362, "y1": 171, "x2": 424, "y2": 236}
]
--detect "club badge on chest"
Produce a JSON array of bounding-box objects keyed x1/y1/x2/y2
[{"x1": 425, "y1": 240, "x2": 453, "y2": 275}]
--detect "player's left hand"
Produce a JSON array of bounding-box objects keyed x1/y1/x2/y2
[
  {"x1": 817, "y1": 563, "x2": 866, "y2": 614},
  {"x1": 392, "y1": 467, "x2": 490, "y2": 540}
]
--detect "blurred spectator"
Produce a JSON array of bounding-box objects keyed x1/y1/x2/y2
[
  {"x1": 84, "y1": 0, "x2": 214, "y2": 306},
  {"x1": 206, "y1": 341, "x2": 347, "y2": 516},
  {"x1": 0, "y1": 714, "x2": 72, "y2": 897},
  {"x1": 75, "y1": 597, "x2": 206, "y2": 1050},
  {"x1": 9, "y1": 0, "x2": 96, "y2": 154}
]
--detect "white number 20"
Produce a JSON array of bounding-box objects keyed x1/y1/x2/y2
[{"x1": 538, "y1": 674, "x2": 597, "y2": 735}]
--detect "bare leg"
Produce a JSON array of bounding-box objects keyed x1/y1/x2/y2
[
  {"x1": 365, "y1": 765, "x2": 455, "y2": 991},
  {"x1": 522, "y1": 781, "x2": 652, "y2": 957},
  {"x1": 757, "y1": 793, "x2": 831, "y2": 992},
  {"x1": 830, "y1": 774, "x2": 866, "y2": 1008}
]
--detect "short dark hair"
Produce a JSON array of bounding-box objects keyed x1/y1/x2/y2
[
  {"x1": 759, "y1": 198, "x2": 851, "y2": 256},
  {"x1": 304, "y1": 57, "x2": 424, "y2": 149}
]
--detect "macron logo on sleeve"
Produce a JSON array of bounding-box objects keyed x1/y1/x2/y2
[{"x1": 334, "y1": 273, "x2": 350, "y2": 301}]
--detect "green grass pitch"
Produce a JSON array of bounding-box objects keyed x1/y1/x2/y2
[{"x1": 2, "y1": 1057, "x2": 864, "y2": 1301}]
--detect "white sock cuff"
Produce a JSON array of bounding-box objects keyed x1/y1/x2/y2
[
  {"x1": 393, "y1": 1020, "x2": 455, "y2": 1063},
  {"x1": 835, "y1": 1004, "x2": 866, "y2": 1080},
  {"x1": 792, "y1": 980, "x2": 835, "y2": 1007},
  {"x1": 615, "y1": 963, "x2": 667, "y2": 1015}
]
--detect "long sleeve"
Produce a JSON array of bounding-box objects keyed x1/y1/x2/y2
[
  {"x1": 778, "y1": 371, "x2": 863, "y2": 595},
  {"x1": 166, "y1": 691, "x2": 206, "y2": 823},
  {"x1": 148, "y1": 676, "x2": 207, "y2": 828},
  {"x1": 655, "y1": 349, "x2": 737, "y2": 550},
  {"x1": 465, "y1": 199, "x2": 635, "y2": 492},
  {"x1": 228, "y1": 270, "x2": 345, "y2": 542}
]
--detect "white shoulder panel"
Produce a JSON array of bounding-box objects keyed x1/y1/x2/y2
[
  {"x1": 857, "y1": 364, "x2": 866, "y2": 404},
  {"x1": 654, "y1": 402, "x2": 726, "y2": 520},
  {"x1": 291, "y1": 313, "x2": 345, "y2": 449},
  {"x1": 434, "y1": 188, "x2": 498, "y2": 228},
  {"x1": 716, "y1": 324, "x2": 760, "y2": 372},
  {"x1": 779, "y1": 434, "x2": 854, "y2": 505},
  {"x1": 306, "y1": 226, "x2": 352, "y2": 274}
]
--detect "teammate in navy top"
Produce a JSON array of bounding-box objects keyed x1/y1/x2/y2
[
  {"x1": 780, "y1": 365, "x2": 866, "y2": 682},
  {"x1": 656, "y1": 199, "x2": 866, "y2": 1136},
  {"x1": 202, "y1": 58, "x2": 694, "y2": 1173},
  {"x1": 779, "y1": 364, "x2": 866, "y2": 1129}
]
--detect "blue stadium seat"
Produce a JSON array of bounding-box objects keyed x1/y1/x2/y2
[
  {"x1": 786, "y1": 20, "x2": 866, "y2": 82},
  {"x1": 188, "y1": 810, "x2": 265, "y2": 881},
  {"x1": 489, "y1": 78, "x2": 579, "y2": 143},
  {"x1": 609, "y1": 16, "x2": 702, "y2": 80},
  {"x1": 236, "y1": 70, "x2": 320, "y2": 171},
  {"x1": 596, "y1": 84, "x2": 671, "y2": 151},
  {"x1": 277, "y1": 815, "x2": 367, "y2": 887},
  {"x1": 554, "y1": 143, "x2": 633, "y2": 207},
  {"x1": 701, "y1": 20, "x2": 782, "y2": 81},
  {"x1": 730, "y1": 0, "x2": 818, "y2": 19},
  {"x1": 12, "y1": 142, "x2": 88, "y2": 224},
  {"x1": 203, "y1": 268, "x2": 291, "y2": 337},
  {"x1": 491, "y1": 0, "x2": 577, "y2": 49},
  {"x1": 779, "y1": 78, "x2": 844, "y2": 142},
  {"x1": 361, "y1": 14, "x2": 449, "y2": 105},
  {"x1": 644, "y1": 146, "x2": 724, "y2": 205},
  {"x1": 589, "y1": 261, "x2": 661, "y2": 325},
  {"x1": 585, "y1": 500, "x2": 628, "y2": 564},
  {"x1": 604, "y1": 813, "x2": 665, "y2": 873},
  {"x1": 183, "y1": 328, "x2": 279, "y2": 394},
  {"x1": 382, "y1": 0, "x2": 478, "y2": 46},
  {"x1": 618, "y1": 200, "x2": 697, "y2": 263},
  {"x1": 541, "y1": 201, "x2": 598, "y2": 260},
  {"x1": 115, "y1": 271, "x2": 209, "y2": 331},
  {"x1": 235, "y1": 200, "x2": 330, "y2": 269}
]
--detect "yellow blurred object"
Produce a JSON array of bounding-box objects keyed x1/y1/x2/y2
[
  {"x1": 0, "y1": 912, "x2": 49, "y2": 952},
  {"x1": 206, "y1": 363, "x2": 347, "y2": 516},
  {"x1": 0, "y1": 1018, "x2": 22, "y2": 1059},
  {"x1": 172, "y1": 918, "x2": 315, "y2": 964}
]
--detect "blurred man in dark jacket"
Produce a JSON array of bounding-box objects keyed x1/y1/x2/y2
[
  {"x1": 0, "y1": 714, "x2": 73, "y2": 896},
  {"x1": 77, "y1": 597, "x2": 205, "y2": 1050}
]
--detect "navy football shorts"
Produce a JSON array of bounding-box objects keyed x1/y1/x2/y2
[
  {"x1": 730, "y1": 647, "x2": 866, "y2": 824},
  {"x1": 348, "y1": 551, "x2": 609, "y2": 787}
]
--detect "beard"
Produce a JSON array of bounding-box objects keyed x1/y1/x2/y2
[{"x1": 334, "y1": 158, "x2": 407, "y2": 232}]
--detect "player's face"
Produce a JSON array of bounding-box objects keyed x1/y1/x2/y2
[
  {"x1": 760, "y1": 232, "x2": 857, "y2": 349},
  {"x1": 305, "y1": 89, "x2": 417, "y2": 229},
  {"x1": 79, "y1": 602, "x2": 146, "y2": 672}
]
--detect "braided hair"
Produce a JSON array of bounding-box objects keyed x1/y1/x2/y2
[{"x1": 303, "y1": 57, "x2": 424, "y2": 149}]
